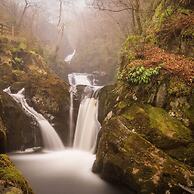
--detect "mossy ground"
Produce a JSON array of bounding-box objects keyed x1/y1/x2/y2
[{"x1": 0, "y1": 154, "x2": 33, "y2": 194}]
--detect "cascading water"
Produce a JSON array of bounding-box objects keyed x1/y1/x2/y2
[
  {"x1": 73, "y1": 86, "x2": 101, "y2": 152},
  {"x1": 4, "y1": 87, "x2": 64, "y2": 151},
  {"x1": 7, "y1": 78, "x2": 129, "y2": 194},
  {"x1": 68, "y1": 73, "x2": 102, "y2": 152},
  {"x1": 68, "y1": 85, "x2": 77, "y2": 145},
  {"x1": 65, "y1": 49, "x2": 76, "y2": 63}
]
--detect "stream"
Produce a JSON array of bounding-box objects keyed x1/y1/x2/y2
[
  {"x1": 6, "y1": 73, "x2": 131, "y2": 194},
  {"x1": 10, "y1": 150, "x2": 125, "y2": 194}
]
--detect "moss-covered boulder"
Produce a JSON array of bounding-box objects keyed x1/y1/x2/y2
[
  {"x1": 122, "y1": 104, "x2": 192, "y2": 149},
  {"x1": 114, "y1": 69, "x2": 193, "y2": 128},
  {"x1": 0, "y1": 154, "x2": 33, "y2": 194},
  {"x1": 93, "y1": 117, "x2": 194, "y2": 194},
  {"x1": 98, "y1": 85, "x2": 117, "y2": 123}
]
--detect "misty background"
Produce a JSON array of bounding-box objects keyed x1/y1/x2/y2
[{"x1": 0, "y1": 0, "x2": 133, "y2": 82}]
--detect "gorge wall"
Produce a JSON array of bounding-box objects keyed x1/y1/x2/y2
[
  {"x1": 0, "y1": 37, "x2": 70, "y2": 193},
  {"x1": 93, "y1": 0, "x2": 194, "y2": 193}
]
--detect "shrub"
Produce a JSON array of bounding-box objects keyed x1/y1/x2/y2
[{"x1": 118, "y1": 66, "x2": 161, "y2": 85}]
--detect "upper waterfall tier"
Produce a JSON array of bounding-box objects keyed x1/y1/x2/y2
[
  {"x1": 68, "y1": 73, "x2": 102, "y2": 152},
  {"x1": 68, "y1": 73, "x2": 94, "y2": 86}
]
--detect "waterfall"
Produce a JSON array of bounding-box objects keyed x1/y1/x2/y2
[
  {"x1": 68, "y1": 85, "x2": 77, "y2": 145},
  {"x1": 4, "y1": 87, "x2": 64, "y2": 151},
  {"x1": 64, "y1": 49, "x2": 76, "y2": 64},
  {"x1": 73, "y1": 86, "x2": 101, "y2": 152},
  {"x1": 68, "y1": 73, "x2": 102, "y2": 153}
]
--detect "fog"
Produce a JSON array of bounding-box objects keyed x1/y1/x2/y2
[{"x1": 1, "y1": 0, "x2": 132, "y2": 82}]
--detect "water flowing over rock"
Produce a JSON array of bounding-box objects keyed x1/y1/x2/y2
[
  {"x1": 68, "y1": 73, "x2": 102, "y2": 152},
  {"x1": 4, "y1": 87, "x2": 64, "y2": 151},
  {"x1": 64, "y1": 50, "x2": 76, "y2": 64}
]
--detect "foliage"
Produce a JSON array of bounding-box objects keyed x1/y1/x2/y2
[
  {"x1": 14, "y1": 57, "x2": 23, "y2": 64},
  {"x1": 153, "y1": 4, "x2": 174, "y2": 31},
  {"x1": 121, "y1": 35, "x2": 145, "y2": 61},
  {"x1": 12, "y1": 57, "x2": 24, "y2": 69},
  {"x1": 168, "y1": 77, "x2": 191, "y2": 96},
  {"x1": 142, "y1": 46, "x2": 194, "y2": 82},
  {"x1": 118, "y1": 65, "x2": 161, "y2": 85},
  {"x1": 147, "y1": 0, "x2": 194, "y2": 56}
]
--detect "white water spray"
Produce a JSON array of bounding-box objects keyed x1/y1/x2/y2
[{"x1": 4, "y1": 87, "x2": 64, "y2": 151}]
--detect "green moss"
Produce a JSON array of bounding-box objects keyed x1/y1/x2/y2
[
  {"x1": 153, "y1": 2, "x2": 174, "y2": 31},
  {"x1": 121, "y1": 35, "x2": 144, "y2": 62},
  {"x1": 145, "y1": 105, "x2": 192, "y2": 141},
  {"x1": 123, "y1": 105, "x2": 146, "y2": 121},
  {"x1": 117, "y1": 101, "x2": 128, "y2": 110},
  {"x1": 94, "y1": 116, "x2": 194, "y2": 193},
  {"x1": 0, "y1": 155, "x2": 33, "y2": 194},
  {"x1": 121, "y1": 104, "x2": 192, "y2": 151},
  {"x1": 168, "y1": 77, "x2": 191, "y2": 96}
]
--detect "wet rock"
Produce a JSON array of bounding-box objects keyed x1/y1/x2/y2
[
  {"x1": 156, "y1": 83, "x2": 167, "y2": 108},
  {"x1": 0, "y1": 117, "x2": 6, "y2": 153},
  {"x1": 93, "y1": 117, "x2": 194, "y2": 194},
  {"x1": 122, "y1": 104, "x2": 193, "y2": 150},
  {"x1": 0, "y1": 92, "x2": 42, "y2": 152},
  {"x1": 98, "y1": 85, "x2": 117, "y2": 123},
  {"x1": 0, "y1": 37, "x2": 70, "y2": 148}
]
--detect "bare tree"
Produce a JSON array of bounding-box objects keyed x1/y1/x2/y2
[
  {"x1": 87, "y1": 0, "x2": 146, "y2": 34},
  {"x1": 17, "y1": 0, "x2": 31, "y2": 29}
]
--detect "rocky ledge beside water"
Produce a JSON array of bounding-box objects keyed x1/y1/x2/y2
[
  {"x1": 0, "y1": 36, "x2": 70, "y2": 193},
  {"x1": 93, "y1": 0, "x2": 194, "y2": 193},
  {"x1": 0, "y1": 37, "x2": 70, "y2": 151}
]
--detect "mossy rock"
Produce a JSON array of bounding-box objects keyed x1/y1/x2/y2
[
  {"x1": 0, "y1": 154, "x2": 33, "y2": 194},
  {"x1": 93, "y1": 117, "x2": 194, "y2": 194},
  {"x1": 98, "y1": 85, "x2": 117, "y2": 123},
  {"x1": 147, "y1": 0, "x2": 194, "y2": 56},
  {"x1": 168, "y1": 77, "x2": 191, "y2": 97},
  {"x1": 0, "y1": 92, "x2": 42, "y2": 152},
  {"x1": 166, "y1": 143, "x2": 194, "y2": 166},
  {"x1": 0, "y1": 116, "x2": 6, "y2": 153},
  {"x1": 122, "y1": 104, "x2": 192, "y2": 150},
  {"x1": 0, "y1": 37, "x2": 70, "y2": 147}
]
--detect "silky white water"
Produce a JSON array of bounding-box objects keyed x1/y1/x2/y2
[
  {"x1": 10, "y1": 150, "x2": 129, "y2": 194},
  {"x1": 68, "y1": 73, "x2": 101, "y2": 152},
  {"x1": 68, "y1": 85, "x2": 77, "y2": 145},
  {"x1": 65, "y1": 49, "x2": 76, "y2": 63},
  {"x1": 73, "y1": 87, "x2": 101, "y2": 152},
  {"x1": 4, "y1": 87, "x2": 64, "y2": 151},
  {"x1": 5, "y1": 80, "x2": 131, "y2": 194}
]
